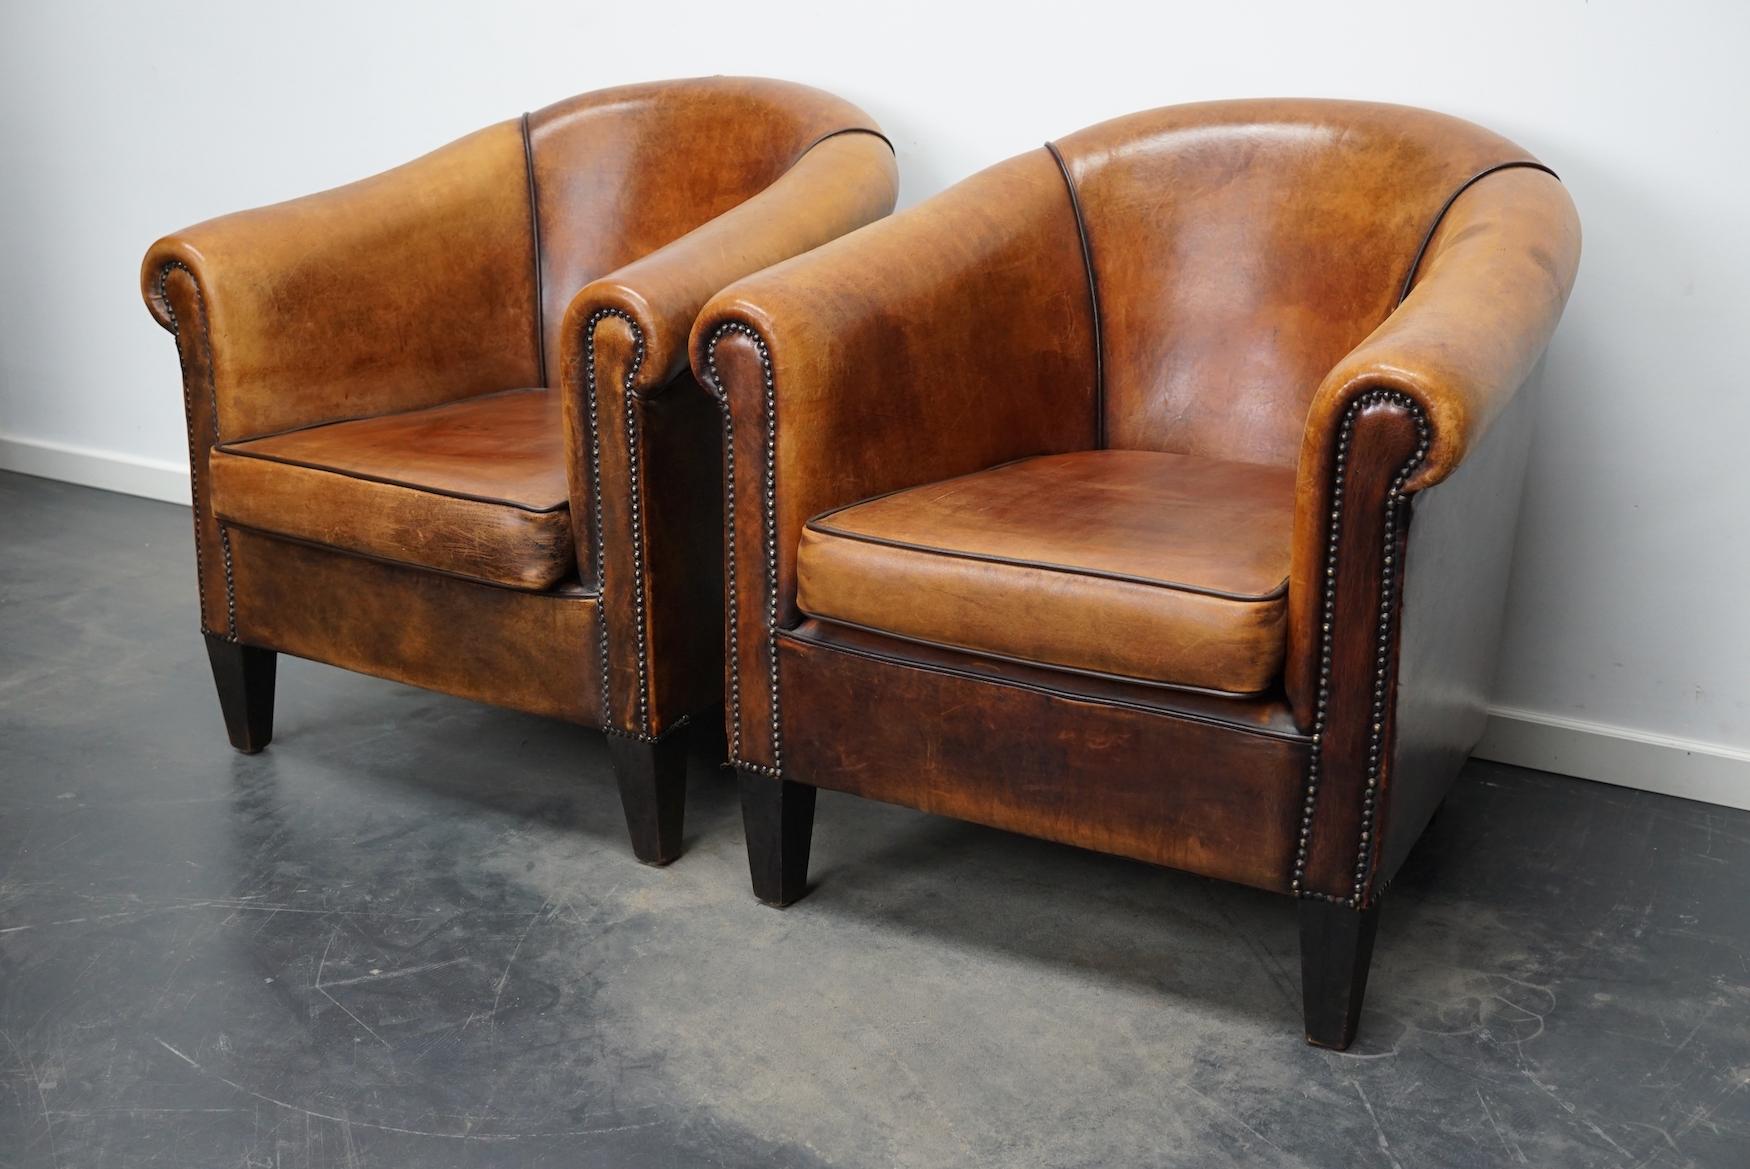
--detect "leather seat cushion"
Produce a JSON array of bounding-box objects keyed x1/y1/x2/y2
[
  {"x1": 796, "y1": 450, "x2": 1295, "y2": 693},
  {"x1": 209, "y1": 388, "x2": 575, "y2": 591}
]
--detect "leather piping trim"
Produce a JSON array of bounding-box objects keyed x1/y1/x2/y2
[
  {"x1": 521, "y1": 112, "x2": 549, "y2": 387},
  {"x1": 1291, "y1": 389, "x2": 1429, "y2": 909},
  {"x1": 801, "y1": 615, "x2": 1288, "y2": 706},
  {"x1": 1397, "y1": 160, "x2": 1560, "y2": 305},
  {"x1": 804, "y1": 519, "x2": 1289, "y2": 602},
  {"x1": 778, "y1": 626, "x2": 1306, "y2": 743},
  {"x1": 213, "y1": 384, "x2": 548, "y2": 452},
  {"x1": 804, "y1": 451, "x2": 1288, "y2": 601},
  {"x1": 154, "y1": 259, "x2": 236, "y2": 640},
  {"x1": 1045, "y1": 140, "x2": 1104, "y2": 447},
  {"x1": 221, "y1": 522, "x2": 597, "y2": 597},
  {"x1": 804, "y1": 454, "x2": 1035, "y2": 519},
  {"x1": 794, "y1": 125, "x2": 895, "y2": 159},
  {"x1": 210, "y1": 444, "x2": 569, "y2": 514},
  {"x1": 609, "y1": 119, "x2": 876, "y2": 407}
]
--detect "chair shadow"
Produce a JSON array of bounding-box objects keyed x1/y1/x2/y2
[
  {"x1": 232, "y1": 657, "x2": 741, "y2": 857},
  {"x1": 231, "y1": 654, "x2": 1505, "y2": 1050},
  {"x1": 788, "y1": 785, "x2": 1477, "y2": 1047}
]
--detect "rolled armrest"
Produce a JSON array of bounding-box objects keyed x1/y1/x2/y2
[
  {"x1": 1284, "y1": 164, "x2": 1580, "y2": 773},
  {"x1": 560, "y1": 131, "x2": 898, "y2": 396},
  {"x1": 141, "y1": 120, "x2": 540, "y2": 441},
  {"x1": 688, "y1": 147, "x2": 1099, "y2": 768},
  {"x1": 1299, "y1": 166, "x2": 1581, "y2": 498},
  {"x1": 691, "y1": 145, "x2": 1100, "y2": 578},
  {"x1": 559, "y1": 129, "x2": 896, "y2": 738}
]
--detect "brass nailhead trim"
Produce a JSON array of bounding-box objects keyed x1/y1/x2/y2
[
  {"x1": 701, "y1": 321, "x2": 781, "y2": 773},
  {"x1": 155, "y1": 261, "x2": 236, "y2": 641},
  {"x1": 583, "y1": 308, "x2": 651, "y2": 735},
  {"x1": 602, "y1": 713, "x2": 689, "y2": 746},
  {"x1": 1292, "y1": 389, "x2": 1430, "y2": 909},
  {"x1": 219, "y1": 524, "x2": 237, "y2": 638}
]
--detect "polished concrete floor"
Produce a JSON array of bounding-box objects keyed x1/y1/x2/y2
[{"x1": 1, "y1": 469, "x2": 1747, "y2": 1168}]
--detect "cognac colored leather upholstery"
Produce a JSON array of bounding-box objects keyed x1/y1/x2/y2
[
  {"x1": 695, "y1": 99, "x2": 1580, "y2": 1048},
  {"x1": 142, "y1": 77, "x2": 896, "y2": 863},
  {"x1": 797, "y1": 451, "x2": 1295, "y2": 692},
  {"x1": 210, "y1": 388, "x2": 572, "y2": 590},
  {"x1": 1050, "y1": 101, "x2": 1555, "y2": 464},
  {"x1": 1287, "y1": 164, "x2": 1583, "y2": 722}
]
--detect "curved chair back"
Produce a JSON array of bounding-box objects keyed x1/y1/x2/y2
[
  {"x1": 1050, "y1": 100, "x2": 1547, "y2": 465},
  {"x1": 527, "y1": 78, "x2": 884, "y2": 375}
]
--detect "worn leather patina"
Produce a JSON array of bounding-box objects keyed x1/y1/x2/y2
[
  {"x1": 694, "y1": 98, "x2": 1580, "y2": 1049},
  {"x1": 142, "y1": 76, "x2": 898, "y2": 864}
]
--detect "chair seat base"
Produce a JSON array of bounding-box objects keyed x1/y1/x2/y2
[
  {"x1": 768, "y1": 619, "x2": 1308, "y2": 893},
  {"x1": 225, "y1": 527, "x2": 601, "y2": 725}
]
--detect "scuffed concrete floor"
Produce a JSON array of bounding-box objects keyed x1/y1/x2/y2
[{"x1": 1, "y1": 469, "x2": 1747, "y2": 1169}]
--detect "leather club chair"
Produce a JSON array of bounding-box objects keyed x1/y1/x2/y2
[
  {"x1": 692, "y1": 99, "x2": 1580, "y2": 1048},
  {"x1": 140, "y1": 78, "x2": 897, "y2": 864}
]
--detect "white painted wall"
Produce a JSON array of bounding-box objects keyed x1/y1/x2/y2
[{"x1": 2, "y1": 1, "x2": 1746, "y2": 800}]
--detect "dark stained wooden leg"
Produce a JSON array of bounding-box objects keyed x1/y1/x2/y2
[
  {"x1": 205, "y1": 633, "x2": 275, "y2": 755},
  {"x1": 739, "y1": 768, "x2": 815, "y2": 907},
  {"x1": 607, "y1": 732, "x2": 688, "y2": 866},
  {"x1": 1299, "y1": 897, "x2": 1382, "y2": 1050}
]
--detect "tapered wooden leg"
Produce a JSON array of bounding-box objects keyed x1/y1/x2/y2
[
  {"x1": 205, "y1": 633, "x2": 275, "y2": 755},
  {"x1": 1299, "y1": 898, "x2": 1382, "y2": 1050},
  {"x1": 739, "y1": 768, "x2": 815, "y2": 906},
  {"x1": 607, "y1": 732, "x2": 688, "y2": 865}
]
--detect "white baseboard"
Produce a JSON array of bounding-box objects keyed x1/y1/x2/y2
[
  {"x1": 1477, "y1": 705, "x2": 1750, "y2": 811},
  {"x1": 0, "y1": 433, "x2": 190, "y2": 504},
  {"x1": 4, "y1": 436, "x2": 1747, "y2": 811}
]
